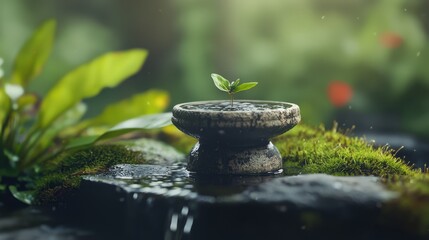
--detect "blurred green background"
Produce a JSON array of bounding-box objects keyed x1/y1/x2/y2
[{"x1": 1, "y1": 0, "x2": 428, "y2": 138}]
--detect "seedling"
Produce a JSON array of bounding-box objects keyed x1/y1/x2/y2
[{"x1": 211, "y1": 73, "x2": 258, "y2": 107}]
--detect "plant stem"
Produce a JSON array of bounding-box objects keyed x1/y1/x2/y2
[{"x1": 230, "y1": 94, "x2": 234, "y2": 107}]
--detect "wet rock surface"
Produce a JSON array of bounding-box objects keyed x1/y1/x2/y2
[
  {"x1": 69, "y1": 164, "x2": 417, "y2": 240},
  {"x1": 0, "y1": 204, "x2": 98, "y2": 240}
]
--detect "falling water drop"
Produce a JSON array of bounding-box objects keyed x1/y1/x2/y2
[
  {"x1": 183, "y1": 216, "x2": 194, "y2": 234},
  {"x1": 170, "y1": 214, "x2": 179, "y2": 231}
]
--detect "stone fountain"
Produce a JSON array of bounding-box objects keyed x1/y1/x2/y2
[{"x1": 172, "y1": 100, "x2": 301, "y2": 175}]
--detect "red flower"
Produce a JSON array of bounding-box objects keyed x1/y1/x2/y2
[
  {"x1": 328, "y1": 81, "x2": 353, "y2": 107},
  {"x1": 380, "y1": 32, "x2": 403, "y2": 48}
]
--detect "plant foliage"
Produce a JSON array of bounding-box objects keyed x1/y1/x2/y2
[
  {"x1": 211, "y1": 73, "x2": 258, "y2": 106},
  {"x1": 0, "y1": 19, "x2": 172, "y2": 204}
]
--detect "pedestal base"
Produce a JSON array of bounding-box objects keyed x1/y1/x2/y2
[{"x1": 188, "y1": 141, "x2": 282, "y2": 175}]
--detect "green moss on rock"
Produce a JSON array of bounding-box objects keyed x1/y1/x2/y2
[
  {"x1": 35, "y1": 144, "x2": 146, "y2": 204},
  {"x1": 382, "y1": 175, "x2": 429, "y2": 236},
  {"x1": 273, "y1": 124, "x2": 417, "y2": 177}
]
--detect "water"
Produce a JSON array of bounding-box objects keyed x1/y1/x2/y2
[
  {"x1": 180, "y1": 101, "x2": 291, "y2": 112},
  {"x1": 73, "y1": 164, "x2": 412, "y2": 240}
]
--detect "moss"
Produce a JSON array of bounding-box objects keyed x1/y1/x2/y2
[
  {"x1": 273, "y1": 124, "x2": 417, "y2": 177},
  {"x1": 381, "y1": 175, "x2": 429, "y2": 236},
  {"x1": 35, "y1": 144, "x2": 145, "y2": 204}
]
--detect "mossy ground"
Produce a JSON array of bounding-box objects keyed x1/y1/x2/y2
[
  {"x1": 34, "y1": 123, "x2": 429, "y2": 236},
  {"x1": 35, "y1": 144, "x2": 146, "y2": 204},
  {"x1": 273, "y1": 124, "x2": 417, "y2": 177}
]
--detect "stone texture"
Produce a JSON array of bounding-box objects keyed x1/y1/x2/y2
[
  {"x1": 69, "y1": 164, "x2": 421, "y2": 240},
  {"x1": 172, "y1": 100, "x2": 301, "y2": 174}
]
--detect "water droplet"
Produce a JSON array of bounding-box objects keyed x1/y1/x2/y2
[
  {"x1": 170, "y1": 214, "x2": 179, "y2": 231},
  {"x1": 404, "y1": 8, "x2": 407, "y2": 12},
  {"x1": 276, "y1": 206, "x2": 288, "y2": 212},
  {"x1": 348, "y1": 105, "x2": 352, "y2": 110},
  {"x1": 115, "y1": 175, "x2": 133, "y2": 180},
  {"x1": 321, "y1": 16, "x2": 325, "y2": 20},
  {"x1": 333, "y1": 182, "x2": 342, "y2": 189},
  {"x1": 133, "y1": 193, "x2": 139, "y2": 200},
  {"x1": 183, "y1": 216, "x2": 194, "y2": 233},
  {"x1": 161, "y1": 182, "x2": 174, "y2": 188},
  {"x1": 417, "y1": 51, "x2": 421, "y2": 57},
  {"x1": 369, "y1": 126, "x2": 373, "y2": 130},
  {"x1": 181, "y1": 206, "x2": 189, "y2": 215},
  {"x1": 129, "y1": 184, "x2": 142, "y2": 189}
]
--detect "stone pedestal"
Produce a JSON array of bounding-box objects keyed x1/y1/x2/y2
[{"x1": 172, "y1": 100, "x2": 301, "y2": 175}]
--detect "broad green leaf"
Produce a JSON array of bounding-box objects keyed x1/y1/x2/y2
[
  {"x1": 9, "y1": 185, "x2": 34, "y2": 205},
  {"x1": 0, "y1": 58, "x2": 4, "y2": 79},
  {"x1": 10, "y1": 19, "x2": 56, "y2": 86},
  {"x1": 66, "y1": 112, "x2": 172, "y2": 150},
  {"x1": 233, "y1": 82, "x2": 258, "y2": 93},
  {"x1": 211, "y1": 73, "x2": 230, "y2": 92},
  {"x1": 17, "y1": 93, "x2": 38, "y2": 111},
  {"x1": 81, "y1": 89, "x2": 169, "y2": 128},
  {"x1": 35, "y1": 103, "x2": 87, "y2": 153},
  {"x1": 37, "y1": 49, "x2": 148, "y2": 129},
  {"x1": 0, "y1": 87, "x2": 11, "y2": 129}
]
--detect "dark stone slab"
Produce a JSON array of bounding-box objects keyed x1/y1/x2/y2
[
  {"x1": 69, "y1": 164, "x2": 422, "y2": 240},
  {"x1": 0, "y1": 204, "x2": 98, "y2": 240}
]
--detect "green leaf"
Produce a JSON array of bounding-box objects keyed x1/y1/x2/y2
[
  {"x1": 10, "y1": 19, "x2": 56, "y2": 87},
  {"x1": 0, "y1": 58, "x2": 4, "y2": 79},
  {"x1": 233, "y1": 82, "x2": 258, "y2": 93},
  {"x1": 37, "y1": 49, "x2": 148, "y2": 129},
  {"x1": 81, "y1": 89, "x2": 169, "y2": 128},
  {"x1": 211, "y1": 73, "x2": 230, "y2": 92},
  {"x1": 0, "y1": 87, "x2": 11, "y2": 130},
  {"x1": 8, "y1": 185, "x2": 34, "y2": 205},
  {"x1": 66, "y1": 112, "x2": 172, "y2": 150},
  {"x1": 35, "y1": 103, "x2": 87, "y2": 152},
  {"x1": 231, "y1": 79, "x2": 241, "y2": 88}
]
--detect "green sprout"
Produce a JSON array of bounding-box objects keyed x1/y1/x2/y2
[{"x1": 211, "y1": 73, "x2": 258, "y2": 107}]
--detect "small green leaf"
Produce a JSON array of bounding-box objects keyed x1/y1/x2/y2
[
  {"x1": 233, "y1": 82, "x2": 258, "y2": 93},
  {"x1": 10, "y1": 19, "x2": 56, "y2": 87},
  {"x1": 211, "y1": 73, "x2": 230, "y2": 92},
  {"x1": 9, "y1": 185, "x2": 34, "y2": 205},
  {"x1": 37, "y1": 49, "x2": 148, "y2": 129},
  {"x1": 231, "y1": 79, "x2": 241, "y2": 88}
]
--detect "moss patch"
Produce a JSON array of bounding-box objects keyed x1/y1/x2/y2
[
  {"x1": 35, "y1": 144, "x2": 146, "y2": 204},
  {"x1": 273, "y1": 124, "x2": 417, "y2": 177},
  {"x1": 382, "y1": 175, "x2": 429, "y2": 236}
]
